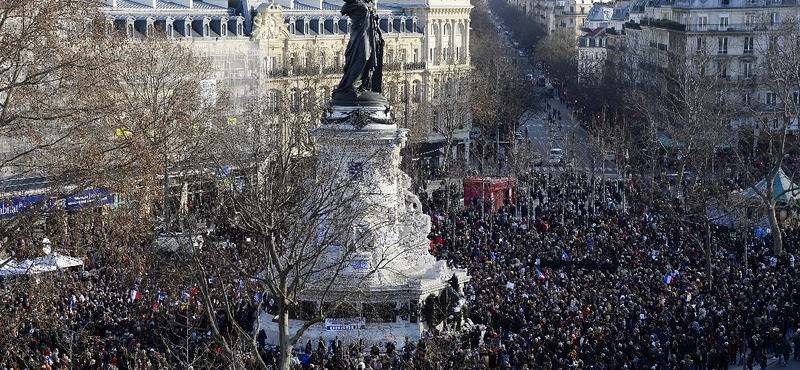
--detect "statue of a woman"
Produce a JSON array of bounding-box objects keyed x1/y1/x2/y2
[{"x1": 332, "y1": 0, "x2": 384, "y2": 100}]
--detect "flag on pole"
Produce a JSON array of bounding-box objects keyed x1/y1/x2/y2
[
  {"x1": 536, "y1": 268, "x2": 545, "y2": 280},
  {"x1": 130, "y1": 289, "x2": 140, "y2": 301},
  {"x1": 182, "y1": 291, "x2": 190, "y2": 300},
  {"x1": 562, "y1": 251, "x2": 569, "y2": 260},
  {"x1": 664, "y1": 274, "x2": 673, "y2": 285}
]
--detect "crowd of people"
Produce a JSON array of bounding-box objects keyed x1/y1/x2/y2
[
  {"x1": 2, "y1": 168, "x2": 800, "y2": 370},
  {"x1": 418, "y1": 170, "x2": 800, "y2": 370}
]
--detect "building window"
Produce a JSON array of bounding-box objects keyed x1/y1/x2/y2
[
  {"x1": 770, "y1": 13, "x2": 780, "y2": 28},
  {"x1": 126, "y1": 23, "x2": 134, "y2": 37},
  {"x1": 744, "y1": 37, "x2": 754, "y2": 53},
  {"x1": 203, "y1": 23, "x2": 209, "y2": 37},
  {"x1": 413, "y1": 49, "x2": 418, "y2": 63},
  {"x1": 745, "y1": 14, "x2": 755, "y2": 28},
  {"x1": 237, "y1": 23, "x2": 243, "y2": 36},
  {"x1": 766, "y1": 91, "x2": 777, "y2": 106},
  {"x1": 742, "y1": 62, "x2": 753, "y2": 79},
  {"x1": 718, "y1": 37, "x2": 728, "y2": 54},
  {"x1": 793, "y1": 91, "x2": 800, "y2": 106},
  {"x1": 696, "y1": 37, "x2": 706, "y2": 52},
  {"x1": 412, "y1": 80, "x2": 420, "y2": 102},
  {"x1": 697, "y1": 15, "x2": 708, "y2": 31},
  {"x1": 718, "y1": 15, "x2": 729, "y2": 31},
  {"x1": 743, "y1": 91, "x2": 751, "y2": 105},
  {"x1": 718, "y1": 62, "x2": 728, "y2": 78}
]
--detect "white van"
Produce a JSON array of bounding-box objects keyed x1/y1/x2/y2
[{"x1": 549, "y1": 148, "x2": 564, "y2": 164}]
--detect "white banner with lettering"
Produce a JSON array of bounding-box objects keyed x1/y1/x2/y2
[{"x1": 325, "y1": 318, "x2": 366, "y2": 331}]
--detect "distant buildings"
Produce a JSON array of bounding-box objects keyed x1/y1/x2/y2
[
  {"x1": 510, "y1": 0, "x2": 800, "y2": 135},
  {"x1": 102, "y1": 0, "x2": 474, "y2": 164}
]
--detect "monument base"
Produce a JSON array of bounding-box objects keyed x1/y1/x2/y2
[{"x1": 257, "y1": 105, "x2": 469, "y2": 350}]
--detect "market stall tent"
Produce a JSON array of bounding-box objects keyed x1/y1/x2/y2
[
  {"x1": 736, "y1": 167, "x2": 800, "y2": 207},
  {"x1": 463, "y1": 177, "x2": 516, "y2": 212}
]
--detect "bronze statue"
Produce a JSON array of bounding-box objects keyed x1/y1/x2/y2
[{"x1": 332, "y1": 0, "x2": 384, "y2": 100}]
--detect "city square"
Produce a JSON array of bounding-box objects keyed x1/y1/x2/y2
[{"x1": 0, "y1": 0, "x2": 799, "y2": 369}]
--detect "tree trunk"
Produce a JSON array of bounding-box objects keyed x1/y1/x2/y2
[
  {"x1": 278, "y1": 309, "x2": 293, "y2": 370},
  {"x1": 767, "y1": 201, "x2": 783, "y2": 255},
  {"x1": 705, "y1": 220, "x2": 712, "y2": 291}
]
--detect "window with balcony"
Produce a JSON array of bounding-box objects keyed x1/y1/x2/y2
[
  {"x1": 771, "y1": 13, "x2": 780, "y2": 29},
  {"x1": 745, "y1": 14, "x2": 755, "y2": 28},
  {"x1": 719, "y1": 15, "x2": 729, "y2": 31},
  {"x1": 744, "y1": 36, "x2": 754, "y2": 53},
  {"x1": 766, "y1": 91, "x2": 777, "y2": 106},
  {"x1": 718, "y1": 37, "x2": 728, "y2": 54},
  {"x1": 697, "y1": 15, "x2": 708, "y2": 31}
]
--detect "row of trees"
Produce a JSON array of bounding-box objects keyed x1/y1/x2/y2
[{"x1": 533, "y1": 13, "x2": 800, "y2": 261}]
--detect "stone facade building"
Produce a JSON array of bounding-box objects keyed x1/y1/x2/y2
[{"x1": 102, "y1": 0, "x2": 474, "y2": 163}]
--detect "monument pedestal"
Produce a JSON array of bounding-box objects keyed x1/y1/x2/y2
[{"x1": 258, "y1": 105, "x2": 469, "y2": 348}]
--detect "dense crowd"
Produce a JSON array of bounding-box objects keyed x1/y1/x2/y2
[
  {"x1": 420, "y1": 171, "x2": 800, "y2": 370},
  {"x1": 2, "y1": 169, "x2": 800, "y2": 370}
]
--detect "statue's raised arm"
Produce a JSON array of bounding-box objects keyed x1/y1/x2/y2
[{"x1": 332, "y1": 0, "x2": 384, "y2": 103}]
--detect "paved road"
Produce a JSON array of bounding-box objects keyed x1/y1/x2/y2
[{"x1": 514, "y1": 75, "x2": 622, "y2": 179}]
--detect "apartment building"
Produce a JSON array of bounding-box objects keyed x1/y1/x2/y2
[{"x1": 102, "y1": 0, "x2": 474, "y2": 163}]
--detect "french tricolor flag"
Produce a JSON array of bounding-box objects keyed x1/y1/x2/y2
[
  {"x1": 536, "y1": 268, "x2": 546, "y2": 280},
  {"x1": 664, "y1": 274, "x2": 673, "y2": 285},
  {"x1": 130, "y1": 289, "x2": 141, "y2": 300}
]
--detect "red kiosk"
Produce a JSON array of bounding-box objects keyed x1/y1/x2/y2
[{"x1": 463, "y1": 177, "x2": 516, "y2": 212}]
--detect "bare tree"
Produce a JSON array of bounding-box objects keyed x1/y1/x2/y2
[
  {"x1": 174, "y1": 74, "x2": 431, "y2": 370},
  {"x1": 741, "y1": 14, "x2": 800, "y2": 255},
  {"x1": 469, "y1": 4, "x2": 528, "y2": 174},
  {"x1": 623, "y1": 37, "x2": 743, "y2": 287},
  {"x1": 0, "y1": 2, "x2": 222, "y2": 364}
]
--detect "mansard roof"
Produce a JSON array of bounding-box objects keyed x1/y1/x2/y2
[{"x1": 631, "y1": 0, "x2": 795, "y2": 10}]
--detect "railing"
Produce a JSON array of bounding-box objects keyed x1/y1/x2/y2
[
  {"x1": 404, "y1": 62, "x2": 426, "y2": 70},
  {"x1": 383, "y1": 63, "x2": 403, "y2": 72},
  {"x1": 322, "y1": 65, "x2": 341, "y2": 75},
  {"x1": 640, "y1": 19, "x2": 686, "y2": 31}
]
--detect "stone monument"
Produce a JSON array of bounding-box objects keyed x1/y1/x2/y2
[{"x1": 258, "y1": 0, "x2": 469, "y2": 346}]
